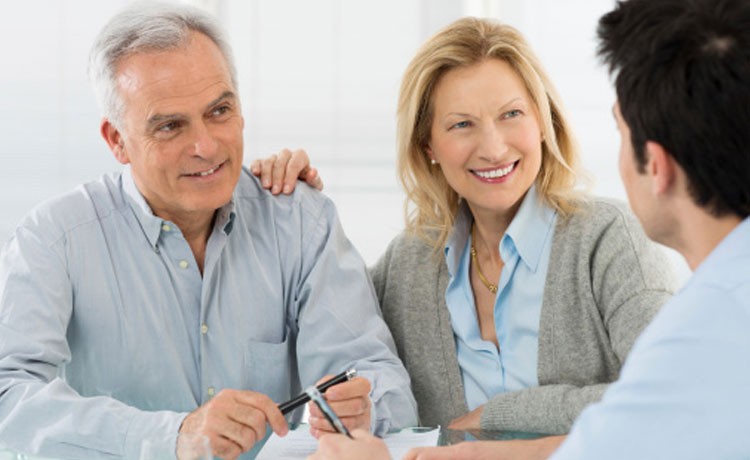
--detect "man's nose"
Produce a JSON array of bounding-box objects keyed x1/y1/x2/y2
[{"x1": 190, "y1": 121, "x2": 220, "y2": 157}]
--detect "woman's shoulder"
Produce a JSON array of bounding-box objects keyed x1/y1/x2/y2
[
  {"x1": 558, "y1": 196, "x2": 641, "y2": 238},
  {"x1": 383, "y1": 229, "x2": 439, "y2": 259}
]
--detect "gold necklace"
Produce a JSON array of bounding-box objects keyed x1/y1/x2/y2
[{"x1": 470, "y1": 227, "x2": 498, "y2": 294}]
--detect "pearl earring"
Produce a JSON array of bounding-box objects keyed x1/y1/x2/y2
[{"x1": 430, "y1": 159, "x2": 438, "y2": 165}]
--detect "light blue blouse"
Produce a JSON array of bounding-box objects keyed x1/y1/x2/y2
[{"x1": 443, "y1": 186, "x2": 557, "y2": 411}]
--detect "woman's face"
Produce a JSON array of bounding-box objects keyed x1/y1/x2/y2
[{"x1": 427, "y1": 58, "x2": 543, "y2": 219}]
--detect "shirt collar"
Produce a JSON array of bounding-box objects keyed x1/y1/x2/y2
[
  {"x1": 690, "y1": 216, "x2": 750, "y2": 283},
  {"x1": 444, "y1": 203, "x2": 473, "y2": 278},
  {"x1": 443, "y1": 185, "x2": 556, "y2": 276},
  {"x1": 122, "y1": 166, "x2": 237, "y2": 250},
  {"x1": 504, "y1": 185, "x2": 557, "y2": 272}
]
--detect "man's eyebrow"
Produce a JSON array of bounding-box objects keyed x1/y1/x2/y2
[
  {"x1": 146, "y1": 113, "x2": 184, "y2": 130},
  {"x1": 146, "y1": 91, "x2": 237, "y2": 129},
  {"x1": 206, "y1": 90, "x2": 237, "y2": 110}
]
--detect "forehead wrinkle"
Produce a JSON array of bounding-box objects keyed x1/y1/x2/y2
[{"x1": 142, "y1": 83, "x2": 235, "y2": 128}]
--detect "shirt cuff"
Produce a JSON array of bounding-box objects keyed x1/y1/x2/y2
[{"x1": 124, "y1": 410, "x2": 189, "y2": 459}]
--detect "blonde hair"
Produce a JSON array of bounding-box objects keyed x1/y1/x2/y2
[{"x1": 397, "y1": 17, "x2": 586, "y2": 250}]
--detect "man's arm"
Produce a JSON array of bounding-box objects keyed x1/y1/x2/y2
[
  {"x1": 0, "y1": 222, "x2": 288, "y2": 460},
  {"x1": 0, "y1": 226, "x2": 188, "y2": 459},
  {"x1": 309, "y1": 430, "x2": 565, "y2": 460},
  {"x1": 292, "y1": 194, "x2": 418, "y2": 435}
]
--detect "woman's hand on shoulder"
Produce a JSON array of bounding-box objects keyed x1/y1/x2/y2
[{"x1": 250, "y1": 148, "x2": 323, "y2": 194}]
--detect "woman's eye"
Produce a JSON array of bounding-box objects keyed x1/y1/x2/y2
[
  {"x1": 450, "y1": 120, "x2": 471, "y2": 130},
  {"x1": 504, "y1": 109, "x2": 523, "y2": 119}
]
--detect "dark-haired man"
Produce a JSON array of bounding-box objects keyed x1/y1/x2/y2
[
  {"x1": 309, "y1": 0, "x2": 750, "y2": 458},
  {"x1": 550, "y1": 0, "x2": 750, "y2": 456}
]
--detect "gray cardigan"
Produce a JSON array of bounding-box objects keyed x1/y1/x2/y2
[{"x1": 370, "y1": 198, "x2": 676, "y2": 435}]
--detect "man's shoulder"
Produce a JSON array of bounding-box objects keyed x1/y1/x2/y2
[
  {"x1": 234, "y1": 167, "x2": 333, "y2": 218},
  {"x1": 689, "y1": 227, "x2": 750, "y2": 296},
  {"x1": 19, "y1": 172, "x2": 125, "y2": 240}
]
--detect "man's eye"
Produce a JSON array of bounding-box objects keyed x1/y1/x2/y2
[
  {"x1": 158, "y1": 121, "x2": 180, "y2": 132},
  {"x1": 212, "y1": 106, "x2": 230, "y2": 117}
]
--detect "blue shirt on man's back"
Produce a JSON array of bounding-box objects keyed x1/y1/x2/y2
[{"x1": 552, "y1": 217, "x2": 750, "y2": 459}]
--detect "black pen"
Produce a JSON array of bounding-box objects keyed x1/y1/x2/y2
[{"x1": 278, "y1": 368, "x2": 357, "y2": 415}]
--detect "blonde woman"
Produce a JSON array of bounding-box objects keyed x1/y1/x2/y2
[{"x1": 253, "y1": 17, "x2": 675, "y2": 436}]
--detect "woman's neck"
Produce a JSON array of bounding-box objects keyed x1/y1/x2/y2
[{"x1": 468, "y1": 202, "x2": 522, "y2": 263}]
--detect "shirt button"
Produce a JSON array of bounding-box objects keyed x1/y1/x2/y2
[
  {"x1": 201, "y1": 323, "x2": 208, "y2": 335},
  {"x1": 178, "y1": 260, "x2": 189, "y2": 269},
  {"x1": 207, "y1": 386, "x2": 215, "y2": 397},
  {"x1": 162, "y1": 224, "x2": 171, "y2": 232}
]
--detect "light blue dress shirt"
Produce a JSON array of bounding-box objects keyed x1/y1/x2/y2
[
  {"x1": 552, "y1": 217, "x2": 750, "y2": 459},
  {"x1": 0, "y1": 166, "x2": 417, "y2": 459},
  {"x1": 443, "y1": 186, "x2": 557, "y2": 411}
]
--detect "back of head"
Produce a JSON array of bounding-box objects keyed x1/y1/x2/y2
[
  {"x1": 598, "y1": 0, "x2": 750, "y2": 218},
  {"x1": 88, "y1": 1, "x2": 236, "y2": 129},
  {"x1": 396, "y1": 17, "x2": 583, "y2": 249}
]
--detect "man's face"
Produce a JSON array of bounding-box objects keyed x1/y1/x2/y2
[
  {"x1": 614, "y1": 102, "x2": 663, "y2": 243},
  {"x1": 110, "y1": 31, "x2": 244, "y2": 223}
]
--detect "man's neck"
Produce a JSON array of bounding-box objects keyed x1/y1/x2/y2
[
  {"x1": 671, "y1": 207, "x2": 742, "y2": 271},
  {"x1": 170, "y1": 210, "x2": 216, "y2": 275}
]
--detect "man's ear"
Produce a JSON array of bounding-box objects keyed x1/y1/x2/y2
[
  {"x1": 645, "y1": 140, "x2": 676, "y2": 196},
  {"x1": 100, "y1": 119, "x2": 129, "y2": 165}
]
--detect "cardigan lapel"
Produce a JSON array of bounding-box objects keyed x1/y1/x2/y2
[{"x1": 434, "y1": 258, "x2": 470, "y2": 419}]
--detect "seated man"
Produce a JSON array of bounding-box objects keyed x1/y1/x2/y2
[{"x1": 0, "y1": 3, "x2": 416, "y2": 459}]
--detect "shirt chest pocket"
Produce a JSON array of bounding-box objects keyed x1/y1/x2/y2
[{"x1": 243, "y1": 335, "x2": 297, "y2": 404}]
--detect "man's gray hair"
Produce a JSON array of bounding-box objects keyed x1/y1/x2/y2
[{"x1": 88, "y1": 1, "x2": 237, "y2": 129}]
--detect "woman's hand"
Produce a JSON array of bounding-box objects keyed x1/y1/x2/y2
[
  {"x1": 405, "y1": 437, "x2": 565, "y2": 460},
  {"x1": 448, "y1": 405, "x2": 484, "y2": 430},
  {"x1": 250, "y1": 148, "x2": 322, "y2": 194}
]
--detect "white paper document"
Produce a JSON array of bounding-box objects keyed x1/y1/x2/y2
[{"x1": 257, "y1": 425, "x2": 440, "y2": 460}]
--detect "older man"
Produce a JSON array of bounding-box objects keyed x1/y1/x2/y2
[{"x1": 0, "y1": 3, "x2": 416, "y2": 459}]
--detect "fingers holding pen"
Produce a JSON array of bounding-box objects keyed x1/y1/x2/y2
[
  {"x1": 180, "y1": 389, "x2": 289, "y2": 460},
  {"x1": 308, "y1": 376, "x2": 372, "y2": 437}
]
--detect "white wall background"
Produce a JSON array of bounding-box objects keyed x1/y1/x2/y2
[{"x1": 0, "y1": 0, "x2": 690, "y2": 280}]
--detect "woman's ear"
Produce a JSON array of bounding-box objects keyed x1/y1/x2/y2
[{"x1": 425, "y1": 145, "x2": 438, "y2": 164}]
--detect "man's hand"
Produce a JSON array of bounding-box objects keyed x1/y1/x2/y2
[
  {"x1": 179, "y1": 389, "x2": 289, "y2": 460},
  {"x1": 250, "y1": 148, "x2": 322, "y2": 194},
  {"x1": 308, "y1": 376, "x2": 372, "y2": 437},
  {"x1": 404, "y1": 437, "x2": 566, "y2": 460},
  {"x1": 307, "y1": 429, "x2": 390, "y2": 460}
]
